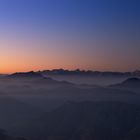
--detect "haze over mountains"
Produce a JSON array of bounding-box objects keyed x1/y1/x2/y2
[
  {"x1": 40, "y1": 69, "x2": 140, "y2": 86},
  {"x1": 0, "y1": 71, "x2": 140, "y2": 140},
  {"x1": 41, "y1": 69, "x2": 140, "y2": 76},
  {"x1": 1, "y1": 0, "x2": 140, "y2": 139},
  {"x1": 1, "y1": 69, "x2": 140, "y2": 77}
]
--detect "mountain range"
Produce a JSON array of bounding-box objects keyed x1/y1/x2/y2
[
  {"x1": 9, "y1": 71, "x2": 43, "y2": 78},
  {"x1": 0, "y1": 71, "x2": 140, "y2": 140},
  {"x1": 41, "y1": 69, "x2": 140, "y2": 77}
]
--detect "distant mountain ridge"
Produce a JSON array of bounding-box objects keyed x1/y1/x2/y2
[
  {"x1": 4, "y1": 71, "x2": 74, "y2": 87},
  {"x1": 1, "y1": 70, "x2": 140, "y2": 77},
  {"x1": 41, "y1": 69, "x2": 140, "y2": 77},
  {"x1": 8, "y1": 71, "x2": 43, "y2": 78}
]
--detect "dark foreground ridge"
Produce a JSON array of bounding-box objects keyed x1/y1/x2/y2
[
  {"x1": 0, "y1": 129, "x2": 27, "y2": 140},
  {"x1": 18, "y1": 101, "x2": 140, "y2": 140}
]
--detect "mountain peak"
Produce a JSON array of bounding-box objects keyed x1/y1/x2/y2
[
  {"x1": 9, "y1": 71, "x2": 43, "y2": 78},
  {"x1": 123, "y1": 77, "x2": 140, "y2": 84},
  {"x1": 110, "y1": 77, "x2": 140, "y2": 89}
]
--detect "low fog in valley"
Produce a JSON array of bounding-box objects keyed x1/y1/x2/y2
[{"x1": 0, "y1": 71, "x2": 140, "y2": 140}]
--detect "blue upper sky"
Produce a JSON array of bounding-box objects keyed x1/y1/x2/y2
[{"x1": 0, "y1": 0, "x2": 140, "y2": 73}]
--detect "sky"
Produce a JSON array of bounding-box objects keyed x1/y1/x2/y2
[{"x1": 0, "y1": 0, "x2": 140, "y2": 73}]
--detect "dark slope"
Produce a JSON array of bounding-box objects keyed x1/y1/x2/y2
[
  {"x1": 19, "y1": 101, "x2": 140, "y2": 140},
  {"x1": 0, "y1": 96, "x2": 42, "y2": 130},
  {"x1": 110, "y1": 78, "x2": 140, "y2": 93},
  {"x1": 0, "y1": 129, "x2": 27, "y2": 140},
  {"x1": 0, "y1": 72, "x2": 74, "y2": 94},
  {"x1": 121, "y1": 77, "x2": 140, "y2": 86},
  {"x1": 5, "y1": 71, "x2": 74, "y2": 86},
  {"x1": 8, "y1": 71, "x2": 43, "y2": 78}
]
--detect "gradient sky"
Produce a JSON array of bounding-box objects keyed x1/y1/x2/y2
[{"x1": 0, "y1": 0, "x2": 140, "y2": 73}]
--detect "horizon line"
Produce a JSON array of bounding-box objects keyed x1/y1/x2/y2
[{"x1": 1, "y1": 69, "x2": 140, "y2": 75}]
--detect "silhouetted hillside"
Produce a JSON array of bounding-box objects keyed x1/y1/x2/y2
[
  {"x1": 9, "y1": 71, "x2": 43, "y2": 78},
  {"x1": 111, "y1": 77, "x2": 140, "y2": 89},
  {"x1": 0, "y1": 96, "x2": 42, "y2": 130},
  {"x1": 41, "y1": 69, "x2": 140, "y2": 77},
  {"x1": 0, "y1": 71, "x2": 74, "y2": 89},
  {"x1": 122, "y1": 77, "x2": 140, "y2": 85},
  {"x1": 19, "y1": 101, "x2": 140, "y2": 140},
  {"x1": 0, "y1": 129, "x2": 27, "y2": 140}
]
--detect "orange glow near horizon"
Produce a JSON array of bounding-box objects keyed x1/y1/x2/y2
[
  {"x1": 1, "y1": 0, "x2": 140, "y2": 74},
  {"x1": 0, "y1": 34, "x2": 140, "y2": 74}
]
